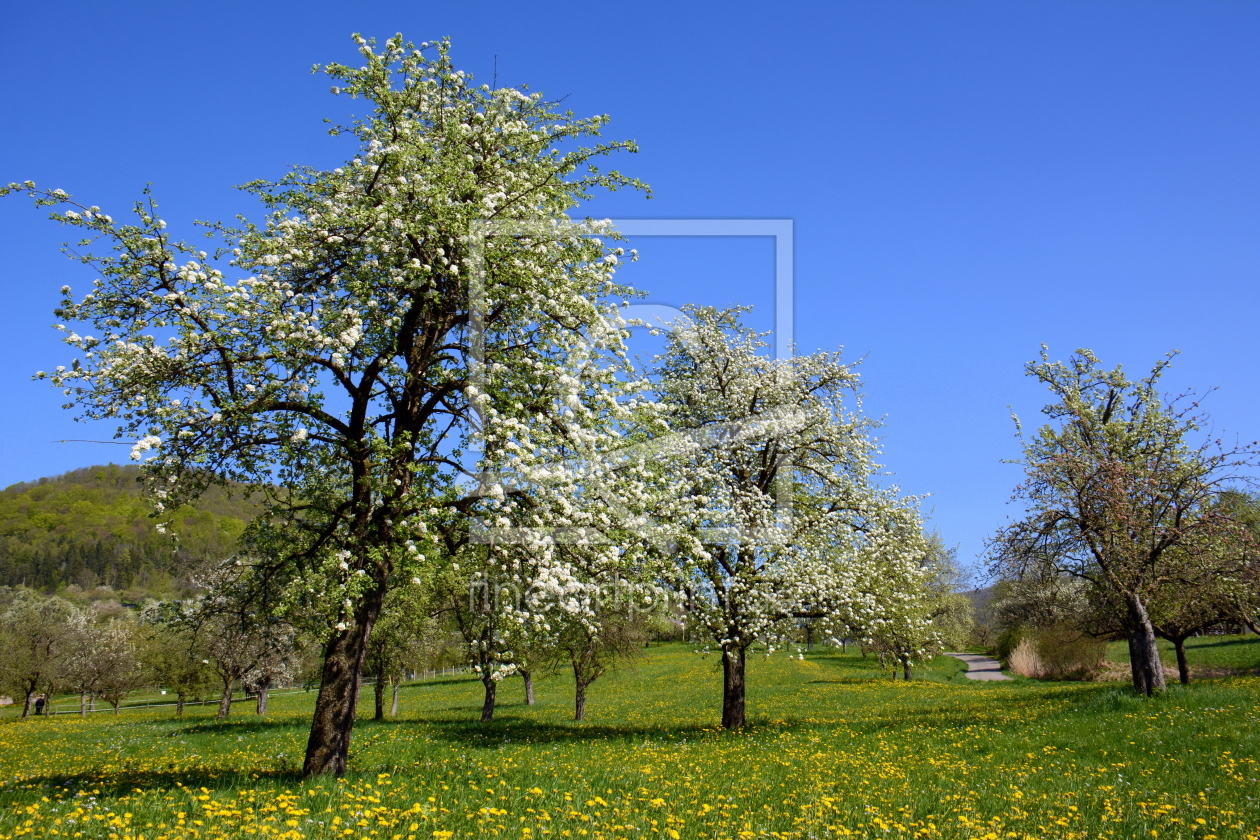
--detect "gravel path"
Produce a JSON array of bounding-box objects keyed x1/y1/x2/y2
[{"x1": 945, "y1": 652, "x2": 1012, "y2": 681}]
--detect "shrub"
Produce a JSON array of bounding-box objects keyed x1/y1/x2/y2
[
  {"x1": 1008, "y1": 638, "x2": 1045, "y2": 678},
  {"x1": 999, "y1": 623, "x2": 1105, "y2": 680},
  {"x1": 1035, "y1": 624, "x2": 1106, "y2": 680},
  {"x1": 995, "y1": 626, "x2": 1029, "y2": 663}
]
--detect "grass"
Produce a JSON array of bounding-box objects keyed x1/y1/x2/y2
[
  {"x1": 1, "y1": 644, "x2": 1258, "y2": 839},
  {"x1": 1105, "y1": 633, "x2": 1260, "y2": 676}
]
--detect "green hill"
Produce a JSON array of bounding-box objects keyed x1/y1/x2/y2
[{"x1": 0, "y1": 464, "x2": 259, "y2": 597}]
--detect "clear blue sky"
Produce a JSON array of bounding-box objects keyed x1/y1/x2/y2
[{"x1": 3, "y1": 2, "x2": 1259, "y2": 576}]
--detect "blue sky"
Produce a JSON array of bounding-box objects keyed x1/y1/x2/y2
[{"x1": 3, "y1": 2, "x2": 1259, "y2": 576}]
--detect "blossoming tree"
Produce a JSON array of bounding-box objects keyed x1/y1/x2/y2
[
  {"x1": 989, "y1": 348, "x2": 1259, "y2": 696},
  {"x1": 653, "y1": 307, "x2": 932, "y2": 728},
  {"x1": 3, "y1": 34, "x2": 650, "y2": 775}
]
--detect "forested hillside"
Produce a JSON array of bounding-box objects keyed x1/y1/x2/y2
[{"x1": 0, "y1": 465, "x2": 258, "y2": 596}]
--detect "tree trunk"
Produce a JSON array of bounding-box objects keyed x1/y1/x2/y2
[
  {"x1": 574, "y1": 678, "x2": 587, "y2": 721},
  {"x1": 1126, "y1": 633, "x2": 1146, "y2": 694},
  {"x1": 217, "y1": 676, "x2": 234, "y2": 720},
  {"x1": 901, "y1": 655, "x2": 913, "y2": 681},
  {"x1": 721, "y1": 644, "x2": 746, "y2": 729},
  {"x1": 21, "y1": 691, "x2": 33, "y2": 720},
  {"x1": 480, "y1": 675, "x2": 497, "y2": 722},
  {"x1": 1173, "y1": 638, "x2": 1191, "y2": 686},
  {"x1": 841, "y1": 638, "x2": 848, "y2": 653},
  {"x1": 177, "y1": 695, "x2": 185, "y2": 717},
  {"x1": 1127, "y1": 596, "x2": 1166, "y2": 696},
  {"x1": 256, "y1": 681, "x2": 270, "y2": 716},
  {"x1": 522, "y1": 670, "x2": 535, "y2": 706},
  {"x1": 374, "y1": 675, "x2": 385, "y2": 721},
  {"x1": 390, "y1": 681, "x2": 399, "y2": 717},
  {"x1": 80, "y1": 692, "x2": 87, "y2": 718},
  {"x1": 302, "y1": 578, "x2": 386, "y2": 778}
]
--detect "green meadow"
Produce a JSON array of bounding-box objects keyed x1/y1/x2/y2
[{"x1": 2, "y1": 641, "x2": 1258, "y2": 840}]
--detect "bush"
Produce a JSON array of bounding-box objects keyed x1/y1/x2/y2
[
  {"x1": 998, "y1": 623, "x2": 1105, "y2": 681},
  {"x1": 995, "y1": 626, "x2": 1029, "y2": 663},
  {"x1": 1035, "y1": 624, "x2": 1105, "y2": 680}
]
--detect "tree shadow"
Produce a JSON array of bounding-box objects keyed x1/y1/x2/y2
[
  {"x1": 359, "y1": 713, "x2": 824, "y2": 749},
  {"x1": 398, "y1": 676, "x2": 479, "y2": 690},
  {"x1": 169, "y1": 717, "x2": 310, "y2": 736},
  {"x1": 0, "y1": 766, "x2": 305, "y2": 807},
  {"x1": 1188, "y1": 636, "x2": 1260, "y2": 651}
]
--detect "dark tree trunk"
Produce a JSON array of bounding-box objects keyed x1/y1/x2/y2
[
  {"x1": 256, "y1": 680, "x2": 270, "y2": 716},
  {"x1": 176, "y1": 695, "x2": 185, "y2": 717},
  {"x1": 1173, "y1": 638, "x2": 1190, "y2": 685},
  {"x1": 480, "y1": 675, "x2": 497, "y2": 722},
  {"x1": 217, "y1": 676, "x2": 234, "y2": 720},
  {"x1": 522, "y1": 670, "x2": 535, "y2": 706},
  {"x1": 302, "y1": 595, "x2": 382, "y2": 778},
  {"x1": 374, "y1": 675, "x2": 385, "y2": 721},
  {"x1": 900, "y1": 655, "x2": 913, "y2": 681},
  {"x1": 805, "y1": 625, "x2": 814, "y2": 651},
  {"x1": 1126, "y1": 633, "x2": 1146, "y2": 694},
  {"x1": 390, "y1": 680, "x2": 400, "y2": 717},
  {"x1": 721, "y1": 645, "x2": 746, "y2": 729},
  {"x1": 21, "y1": 691, "x2": 33, "y2": 720},
  {"x1": 574, "y1": 677, "x2": 587, "y2": 721},
  {"x1": 1127, "y1": 596, "x2": 1166, "y2": 696}
]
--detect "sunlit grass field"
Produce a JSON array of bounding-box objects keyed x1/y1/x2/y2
[
  {"x1": 1105, "y1": 634, "x2": 1260, "y2": 676},
  {"x1": 2, "y1": 642, "x2": 1258, "y2": 839}
]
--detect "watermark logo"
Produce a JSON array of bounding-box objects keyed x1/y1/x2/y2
[{"x1": 465, "y1": 218, "x2": 795, "y2": 545}]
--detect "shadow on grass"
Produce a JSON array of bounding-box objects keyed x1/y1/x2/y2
[
  {"x1": 0, "y1": 766, "x2": 306, "y2": 806},
  {"x1": 170, "y1": 717, "x2": 310, "y2": 737},
  {"x1": 1187, "y1": 636, "x2": 1260, "y2": 651},
  {"x1": 0, "y1": 717, "x2": 801, "y2": 807},
  {"x1": 358, "y1": 714, "x2": 745, "y2": 746},
  {"x1": 398, "y1": 676, "x2": 480, "y2": 690}
]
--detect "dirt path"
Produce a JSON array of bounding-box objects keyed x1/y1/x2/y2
[{"x1": 945, "y1": 652, "x2": 1012, "y2": 681}]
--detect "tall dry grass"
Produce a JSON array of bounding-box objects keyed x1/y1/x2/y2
[{"x1": 1008, "y1": 637, "x2": 1045, "y2": 678}]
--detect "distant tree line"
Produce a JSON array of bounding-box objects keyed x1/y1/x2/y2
[{"x1": 0, "y1": 464, "x2": 256, "y2": 596}]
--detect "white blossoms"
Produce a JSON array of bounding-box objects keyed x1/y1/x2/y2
[{"x1": 129, "y1": 435, "x2": 162, "y2": 461}]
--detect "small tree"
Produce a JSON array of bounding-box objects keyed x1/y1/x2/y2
[
  {"x1": 93, "y1": 620, "x2": 141, "y2": 714},
  {"x1": 138, "y1": 615, "x2": 215, "y2": 716},
  {"x1": 200, "y1": 612, "x2": 292, "y2": 720},
  {"x1": 852, "y1": 532, "x2": 963, "y2": 681},
  {"x1": 989, "y1": 348, "x2": 1259, "y2": 695},
  {"x1": 554, "y1": 598, "x2": 649, "y2": 721},
  {"x1": 0, "y1": 591, "x2": 75, "y2": 718},
  {"x1": 365, "y1": 584, "x2": 438, "y2": 720},
  {"x1": 64, "y1": 612, "x2": 141, "y2": 715}
]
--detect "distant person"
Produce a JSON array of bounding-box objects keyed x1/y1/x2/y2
[{"x1": 33, "y1": 694, "x2": 46, "y2": 716}]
